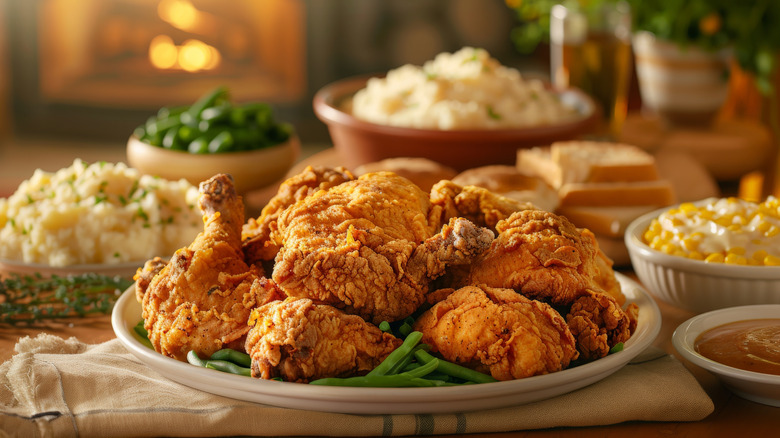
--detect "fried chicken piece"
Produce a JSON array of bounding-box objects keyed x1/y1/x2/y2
[
  {"x1": 566, "y1": 290, "x2": 639, "y2": 360},
  {"x1": 459, "y1": 209, "x2": 635, "y2": 360},
  {"x1": 462, "y1": 209, "x2": 616, "y2": 306},
  {"x1": 141, "y1": 174, "x2": 282, "y2": 361},
  {"x1": 134, "y1": 256, "x2": 167, "y2": 303},
  {"x1": 242, "y1": 166, "x2": 355, "y2": 265},
  {"x1": 413, "y1": 284, "x2": 578, "y2": 380},
  {"x1": 429, "y1": 180, "x2": 536, "y2": 233},
  {"x1": 272, "y1": 172, "x2": 494, "y2": 324},
  {"x1": 245, "y1": 297, "x2": 402, "y2": 382}
]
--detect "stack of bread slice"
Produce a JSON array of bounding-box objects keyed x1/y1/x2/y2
[{"x1": 517, "y1": 141, "x2": 677, "y2": 265}]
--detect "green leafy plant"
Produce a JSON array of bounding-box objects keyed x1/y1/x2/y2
[{"x1": 507, "y1": 0, "x2": 780, "y2": 94}]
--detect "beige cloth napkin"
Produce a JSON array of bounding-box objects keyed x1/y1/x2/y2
[{"x1": 0, "y1": 334, "x2": 713, "y2": 438}]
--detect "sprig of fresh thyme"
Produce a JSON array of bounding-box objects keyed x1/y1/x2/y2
[{"x1": 0, "y1": 273, "x2": 133, "y2": 325}]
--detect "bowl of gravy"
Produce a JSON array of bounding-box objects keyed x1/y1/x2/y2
[{"x1": 672, "y1": 304, "x2": 780, "y2": 407}]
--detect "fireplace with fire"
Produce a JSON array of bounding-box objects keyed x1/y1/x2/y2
[{"x1": 2, "y1": 0, "x2": 523, "y2": 143}]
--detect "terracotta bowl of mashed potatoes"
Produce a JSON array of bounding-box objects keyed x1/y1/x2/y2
[
  {"x1": 672, "y1": 304, "x2": 780, "y2": 407},
  {"x1": 313, "y1": 48, "x2": 598, "y2": 171},
  {"x1": 625, "y1": 197, "x2": 780, "y2": 313}
]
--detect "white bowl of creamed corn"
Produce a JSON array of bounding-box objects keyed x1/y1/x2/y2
[{"x1": 625, "y1": 197, "x2": 780, "y2": 313}]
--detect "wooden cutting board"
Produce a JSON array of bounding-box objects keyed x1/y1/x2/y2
[{"x1": 618, "y1": 115, "x2": 774, "y2": 181}]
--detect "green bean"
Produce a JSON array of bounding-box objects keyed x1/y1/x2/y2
[
  {"x1": 378, "y1": 320, "x2": 391, "y2": 333},
  {"x1": 188, "y1": 137, "x2": 209, "y2": 154},
  {"x1": 200, "y1": 102, "x2": 232, "y2": 122},
  {"x1": 208, "y1": 131, "x2": 235, "y2": 153},
  {"x1": 229, "y1": 107, "x2": 247, "y2": 127},
  {"x1": 268, "y1": 123, "x2": 292, "y2": 143},
  {"x1": 143, "y1": 85, "x2": 294, "y2": 154},
  {"x1": 414, "y1": 349, "x2": 498, "y2": 384},
  {"x1": 254, "y1": 107, "x2": 273, "y2": 129},
  {"x1": 609, "y1": 342, "x2": 624, "y2": 354},
  {"x1": 162, "y1": 127, "x2": 184, "y2": 150},
  {"x1": 179, "y1": 110, "x2": 198, "y2": 127},
  {"x1": 145, "y1": 113, "x2": 182, "y2": 137},
  {"x1": 187, "y1": 350, "x2": 207, "y2": 367},
  {"x1": 386, "y1": 344, "x2": 429, "y2": 375},
  {"x1": 210, "y1": 348, "x2": 251, "y2": 367},
  {"x1": 177, "y1": 125, "x2": 198, "y2": 143},
  {"x1": 205, "y1": 360, "x2": 252, "y2": 377},
  {"x1": 187, "y1": 350, "x2": 252, "y2": 377},
  {"x1": 231, "y1": 126, "x2": 262, "y2": 148},
  {"x1": 366, "y1": 331, "x2": 422, "y2": 377},
  {"x1": 188, "y1": 86, "x2": 229, "y2": 119},
  {"x1": 133, "y1": 320, "x2": 154, "y2": 349},
  {"x1": 399, "y1": 356, "x2": 438, "y2": 378},
  {"x1": 157, "y1": 105, "x2": 188, "y2": 120}
]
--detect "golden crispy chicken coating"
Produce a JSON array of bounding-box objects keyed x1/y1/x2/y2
[
  {"x1": 429, "y1": 180, "x2": 537, "y2": 233},
  {"x1": 134, "y1": 256, "x2": 168, "y2": 303},
  {"x1": 463, "y1": 209, "x2": 622, "y2": 305},
  {"x1": 271, "y1": 172, "x2": 494, "y2": 324},
  {"x1": 457, "y1": 209, "x2": 635, "y2": 360},
  {"x1": 245, "y1": 297, "x2": 402, "y2": 382},
  {"x1": 242, "y1": 166, "x2": 355, "y2": 265},
  {"x1": 414, "y1": 284, "x2": 578, "y2": 380},
  {"x1": 140, "y1": 174, "x2": 283, "y2": 361},
  {"x1": 567, "y1": 290, "x2": 639, "y2": 360}
]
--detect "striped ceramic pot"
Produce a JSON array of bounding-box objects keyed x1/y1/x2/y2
[{"x1": 632, "y1": 30, "x2": 732, "y2": 126}]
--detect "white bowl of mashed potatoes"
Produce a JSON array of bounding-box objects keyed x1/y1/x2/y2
[
  {"x1": 625, "y1": 197, "x2": 780, "y2": 313},
  {"x1": 314, "y1": 47, "x2": 598, "y2": 170},
  {"x1": 672, "y1": 304, "x2": 780, "y2": 407},
  {"x1": 0, "y1": 160, "x2": 203, "y2": 277}
]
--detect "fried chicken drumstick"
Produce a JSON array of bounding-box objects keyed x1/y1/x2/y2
[{"x1": 137, "y1": 174, "x2": 282, "y2": 361}]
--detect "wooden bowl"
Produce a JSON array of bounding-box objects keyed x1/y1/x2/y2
[
  {"x1": 126, "y1": 134, "x2": 300, "y2": 193},
  {"x1": 313, "y1": 75, "x2": 599, "y2": 171}
]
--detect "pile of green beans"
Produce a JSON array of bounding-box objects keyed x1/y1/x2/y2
[
  {"x1": 187, "y1": 349, "x2": 252, "y2": 377},
  {"x1": 309, "y1": 331, "x2": 498, "y2": 387},
  {"x1": 134, "y1": 86, "x2": 293, "y2": 154}
]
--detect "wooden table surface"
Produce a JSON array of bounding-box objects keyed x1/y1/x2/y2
[{"x1": 2, "y1": 148, "x2": 779, "y2": 436}]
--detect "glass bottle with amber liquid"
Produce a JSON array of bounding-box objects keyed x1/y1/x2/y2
[{"x1": 550, "y1": 2, "x2": 632, "y2": 139}]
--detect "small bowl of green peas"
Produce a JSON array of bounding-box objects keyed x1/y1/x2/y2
[{"x1": 127, "y1": 86, "x2": 300, "y2": 193}]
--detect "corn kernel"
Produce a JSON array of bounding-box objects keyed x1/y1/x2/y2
[
  {"x1": 679, "y1": 203, "x2": 697, "y2": 214},
  {"x1": 757, "y1": 221, "x2": 772, "y2": 233},
  {"x1": 699, "y1": 210, "x2": 715, "y2": 220},
  {"x1": 751, "y1": 249, "x2": 768, "y2": 261},
  {"x1": 725, "y1": 253, "x2": 748, "y2": 265},
  {"x1": 660, "y1": 244, "x2": 676, "y2": 255},
  {"x1": 688, "y1": 251, "x2": 704, "y2": 260},
  {"x1": 705, "y1": 253, "x2": 725, "y2": 263},
  {"x1": 720, "y1": 214, "x2": 739, "y2": 225},
  {"x1": 765, "y1": 254, "x2": 780, "y2": 266},
  {"x1": 766, "y1": 226, "x2": 780, "y2": 238},
  {"x1": 728, "y1": 247, "x2": 746, "y2": 256},
  {"x1": 727, "y1": 224, "x2": 743, "y2": 233},
  {"x1": 682, "y1": 238, "x2": 699, "y2": 251},
  {"x1": 747, "y1": 257, "x2": 762, "y2": 266},
  {"x1": 661, "y1": 230, "x2": 674, "y2": 241}
]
